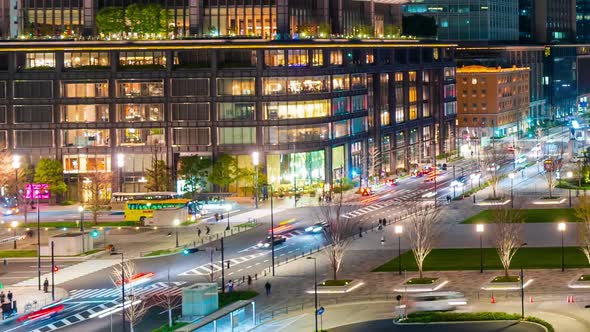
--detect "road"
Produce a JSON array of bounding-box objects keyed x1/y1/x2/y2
[{"x1": 331, "y1": 319, "x2": 544, "y2": 332}]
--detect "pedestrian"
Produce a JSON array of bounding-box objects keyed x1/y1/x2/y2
[
  {"x1": 0, "y1": 291, "x2": 5, "y2": 303},
  {"x1": 446, "y1": 195, "x2": 451, "y2": 204},
  {"x1": 247, "y1": 275, "x2": 252, "y2": 287},
  {"x1": 43, "y1": 278, "x2": 49, "y2": 293},
  {"x1": 197, "y1": 228, "x2": 202, "y2": 237},
  {"x1": 359, "y1": 226, "x2": 363, "y2": 238},
  {"x1": 3, "y1": 258, "x2": 6, "y2": 267},
  {"x1": 206, "y1": 226, "x2": 210, "y2": 235},
  {"x1": 473, "y1": 195, "x2": 476, "y2": 204},
  {"x1": 254, "y1": 273, "x2": 258, "y2": 280},
  {"x1": 215, "y1": 213, "x2": 219, "y2": 221},
  {"x1": 265, "y1": 281, "x2": 271, "y2": 296},
  {"x1": 227, "y1": 280, "x2": 233, "y2": 293},
  {"x1": 7, "y1": 290, "x2": 13, "y2": 303}
]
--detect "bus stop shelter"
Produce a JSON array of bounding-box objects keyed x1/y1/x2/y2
[{"x1": 176, "y1": 300, "x2": 256, "y2": 332}]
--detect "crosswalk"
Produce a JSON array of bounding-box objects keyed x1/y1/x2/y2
[
  {"x1": 69, "y1": 281, "x2": 186, "y2": 299},
  {"x1": 343, "y1": 189, "x2": 433, "y2": 218},
  {"x1": 180, "y1": 252, "x2": 267, "y2": 276},
  {"x1": 14, "y1": 260, "x2": 121, "y2": 287},
  {"x1": 30, "y1": 300, "x2": 120, "y2": 332}
]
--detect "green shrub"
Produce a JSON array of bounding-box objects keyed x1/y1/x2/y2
[
  {"x1": 403, "y1": 312, "x2": 554, "y2": 332},
  {"x1": 60, "y1": 200, "x2": 75, "y2": 206}
]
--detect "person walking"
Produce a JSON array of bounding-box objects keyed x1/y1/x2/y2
[
  {"x1": 227, "y1": 280, "x2": 233, "y2": 293},
  {"x1": 206, "y1": 226, "x2": 210, "y2": 235},
  {"x1": 247, "y1": 275, "x2": 252, "y2": 288},
  {"x1": 197, "y1": 228, "x2": 202, "y2": 237},
  {"x1": 0, "y1": 291, "x2": 5, "y2": 303},
  {"x1": 265, "y1": 281, "x2": 271, "y2": 296},
  {"x1": 7, "y1": 290, "x2": 13, "y2": 303},
  {"x1": 43, "y1": 278, "x2": 49, "y2": 293}
]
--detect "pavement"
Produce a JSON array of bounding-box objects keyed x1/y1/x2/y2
[
  {"x1": 334, "y1": 320, "x2": 544, "y2": 332},
  {"x1": 0, "y1": 286, "x2": 68, "y2": 321}
]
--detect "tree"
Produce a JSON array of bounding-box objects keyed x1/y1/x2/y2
[
  {"x1": 142, "y1": 3, "x2": 163, "y2": 34},
  {"x1": 209, "y1": 154, "x2": 239, "y2": 192},
  {"x1": 95, "y1": 7, "x2": 126, "y2": 35},
  {"x1": 492, "y1": 207, "x2": 525, "y2": 277},
  {"x1": 125, "y1": 4, "x2": 143, "y2": 34},
  {"x1": 479, "y1": 145, "x2": 508, "y2": 199},
  {"x1": 145, "y1": 154, "x2": 171, "y2": 192},
  {"x1": 178, "y1": 156, "x2": 211, "y2": 198},
  {"x1": 111, "y1": 260, "x2": 152, "y2": 332},
  {"x1": 160, "y1": 9, "x2": 173, "y2": 34},
  {"x1": 368, "y1": 146, "x2": 382, "y2": 185},
  {"x1": 82, "y1": 171, "x2": 112, "y2": 225},
  {"x1": 34, "y1": 158, "x2": 67, "y2": 204},
  {"x1": 152, "y1": 269, "x2": 182, "y2": 328},
  {"x1": 317, "y1": 193, "x2": 358, "y2": 280},
  {"x1": 384, "y1": 24, "x2": 401, "y2": 37},
  {"x1": 405, "y1": 206, "x2": 443, "y2": 279},
  {"x1": 575, "y1": 196, "x2": 590, "y2": 265},
  {"x1": 543, "y1": 157, "x2": 562, "y2": 198},
  {"x1": 402, "y1": 15, "x2": 437, "y2": 38}
]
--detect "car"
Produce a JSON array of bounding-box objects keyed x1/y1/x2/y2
[
  {"x1": 486, "y1": 163, "x2": 500, "y2": 171},
  {"x1": 116, "y1": 272, "x2": 154, "y2": 286},
  {"x1": 385, "y1": 178, "x2": 399, "y2": 186},
  {"x1": 257, "y1": 235, "x2": 286, "y2": 248},
  {"x1": 17, "y1": 304, "x2": 65, "y2": 322},
  {"x1": 305, "y1": 221, "x2": 327, "y2": 233},
  {"x1": 407, "y1": 291, "x2": 467, "y2": 312},
  {"x1": 470, "y1": 171, "x2": 482, "y2": 181},
  {"x1": 450, "y1": 176, "x2": 467, "y2": 188},
  {"x1": 360, "y1": 187, "x2": 373, "y2": 196},
  {"x1": 515, "y1": 154, "x2": 527, "y2": 164}
]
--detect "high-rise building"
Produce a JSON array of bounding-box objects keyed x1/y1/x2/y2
[
  {"x1": 402, "y1": 0, "x2": 519, "y2": 41},
  {"x1": 577, "y1": 0, "x2": 590, "y2": 42},
  {"x1": 519, "y1": 0, "x2": 576, "y2": 43}
]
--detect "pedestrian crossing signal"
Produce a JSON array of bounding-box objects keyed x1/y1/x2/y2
[
  {"x1": 90, "y1": 230, "x2": 100, "y2": 238},
  {"x1": 183, "y1": 248, "x2": 199, "y2": 255}
]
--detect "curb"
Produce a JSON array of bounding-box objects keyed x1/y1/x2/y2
[{"x1": 393, "y1": 319, "x2": 548, "y2": 332}]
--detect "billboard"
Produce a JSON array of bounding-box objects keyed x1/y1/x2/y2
[{"x1": 25, "y1": 184, "x2": 50, "y2": 199}]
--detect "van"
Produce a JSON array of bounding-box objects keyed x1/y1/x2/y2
[{"x1": 407, "y1": 291, "x2": 467, "y2": 312}]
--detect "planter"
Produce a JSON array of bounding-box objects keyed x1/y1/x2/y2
[
  {"x1": 532, "y1": 197, "x2": 566, "y2": 205},
  {"x1": 477, "y1": 198, "x2": 510, "y2": 206},
  {"x1": 393, "y1": 277, "x2": 448, "y2": 292},
  {"x1": 307, "y1": 279, "x2": 364, "y2": 294},
  {"x1": 481, "y1": 275, "x2": 533, "y2": 290},
  {"x1": 569, "y1": 274, "x2": 590, "y2": 289}
]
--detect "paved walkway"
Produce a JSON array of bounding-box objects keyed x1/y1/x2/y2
[{"x1": 1, "y1": 286, "x2": 68, "y2": 318}]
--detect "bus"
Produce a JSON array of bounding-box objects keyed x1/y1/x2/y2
[
  {"x1": 110, "y1": 192, "x2": 180, "y2": 210},
  {"x1": 0, "y1": 196, "x2": 19, "y2": 216},
  {"x1": 124, "y1": 198, "x2": 202, "y2": 223}
]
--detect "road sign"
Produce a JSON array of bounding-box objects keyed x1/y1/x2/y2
[{"x1": 316, "y1": 307, "x2": 325, "y2": 316}]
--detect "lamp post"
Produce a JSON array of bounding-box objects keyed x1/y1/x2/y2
[
  {"x1": 11, "y1": 221, "x2": 18, "y2": 249},
  {"x1": 225, "y1": 205, "x2": 231, "y2": 232},
  {"x1": 117, "y1": 153, "x2": 125, "y2": 192},
  {"x1": 509, "y1": 172, "x2": 515, "y2": 208},
  {"x1": 78, "y1": 205, "x2": 85, "y2": 253},
  {"x1": 394, "y1": 225, "x2": 403, "y2": 275},
  {"x1": 110, "y1": 252, "x2": 126, "y2": 332},
  {"x1": 476, "y1": 224, "x2": 484, "y2": 273},
  {"x1": 252, "y1": 152, "x2": 259, "y2": 209},
  {"x1": 307, "y1": 256, "x2": 318, "y2": 332},
  {"x1": 558, "y1": 222, "x2": 566, "y2": 272},
  {"x1": 173, "y1": 218, "x2": 180, "y2": 248},
  {"x1": 37, "y1": 193, "x2": 41, "y2": 290},
  {"x1": 12, "y1": 155, "x2": 20, "y2": 197},
  {"x1": 567, "y1": 171, "x2": 573, "y2": 207},
  {"x1": 262, "y1": 184, "x2": 275, "y2": 276}
]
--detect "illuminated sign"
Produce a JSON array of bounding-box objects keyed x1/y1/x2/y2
[{"x1": 25, "y1": 184, "x2": 50, "y2": 199}]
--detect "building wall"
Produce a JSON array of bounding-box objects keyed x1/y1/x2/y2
[{"x1": 0, "y1": 39, "x2": 454, "y2": 197}]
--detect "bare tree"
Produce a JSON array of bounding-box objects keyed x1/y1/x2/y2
[
  {"x1": 492, "y1": 207, "x2": 525, "y2": 277},
  {"x1": 82, "y1": 171, "x2": 113, "y2": 225},
  {"x1": 575, "y1": 196, "x2": 590, "y2": 265},
  {"x1": 368, "y1": 146, "x2": 382, "y2": 185},
  {"x1": 317, "y1": 194, "x2": 357, "y2": 280},
  {"x1": 479, "y1": 145, "x2": 508, "y2": 199},
  {"x1": 111, "y1": 260, "x2": 152, "y2": 332},
  {"x1": 405, "y1": 206, "x2": 443, "y2": 279},
  {"x1": 152, "y1": 268, "x2": 182, "y2": 328},
  {"x1": 543, "y1": 157, "x2": 562, "y2": 198}
]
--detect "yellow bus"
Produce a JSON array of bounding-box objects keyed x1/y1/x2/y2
[
  {"x1": 110, "y1": 191, "x2": 180, "y2": 210},
  {"x1": 124, "y1": 199, "x2": 201, "y2": 223}
]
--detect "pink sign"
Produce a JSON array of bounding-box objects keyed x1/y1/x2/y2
[{"x1": 25, "y1": 184, "x2": 50, "y2": 199}]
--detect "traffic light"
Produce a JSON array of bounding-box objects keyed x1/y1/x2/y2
[
  {"x1": 90, "y1": 230, "x2": 100, "y2": 238},
  {"x1": 226, "y1": 260, "x2": 230, "y2": 269},
  {"x1": 183, "y1": 247, "x2": 199, "y2": 255}
]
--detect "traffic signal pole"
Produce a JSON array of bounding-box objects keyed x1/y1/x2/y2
[
  {"x1": 221, "y1": 237, "x2": 225, "y2": 294},
  {"x1": 51, "y1": 241, "x2": 55, "y2": 301}
]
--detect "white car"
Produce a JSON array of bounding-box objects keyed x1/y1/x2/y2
[
  {"x1": 486, "y1": 164, "x2": 500, "y2": 172},
  {"x1": 407, "y1": 291, "x2": 467, "y2": 312}
]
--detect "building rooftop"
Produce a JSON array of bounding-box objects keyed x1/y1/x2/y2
[{"x1": 457, "y1": 65, "x2": 530, "y2": 73}]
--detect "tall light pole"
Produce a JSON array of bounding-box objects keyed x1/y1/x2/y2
[
  {"x1": 11, "y1": 221, "x2": 18, "y2": 249},
  {"x1": 567, "y1": 171, "x2": 573, "y2": 207},
  {"x1": 225, "y1": 205, "x2": 231, "y2": 231},
  {"x1": 509, "y1": 172, "x2": 515, "y2": 208},
  {"x1": 262, "y1": 184, "x2": 275, "y2": 276},
  {"x1": 558, "y1": 222, "x2": 566, "y2": 272},
  {"x1": 394, "y1": 225, "x2": 403, "y2": 275},
  {"x1": 117, "y1": 153, "x2": 125, "y2": 192},
  {"x1": 173, "y1": 218, "x2": 180, "y2": 248},
  {"x1": 476, "y1": 224, "x2": 484, "y2": 273},
  {"x1": 37, "y1": 192, "x2": 41, "y2": 291},
  {"x1": 12, "y1": 155, "x2": 20, "y2": 197},
  {"x1": 252, "y1": 152, "x2": 259, "y2": 209},
  {"x1": 78, "y1": 205, "x2": 85, "y2": 253},
  {"x1": 110, "y1": 252, "x2": 125, "y2": 332},
  {"x1": 307, "y1": 256, "x2": 318, "y2": 332}
]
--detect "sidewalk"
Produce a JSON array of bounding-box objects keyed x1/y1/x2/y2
[{"x1": 0, "y1": 286, "x2": 68, "y2": 321}]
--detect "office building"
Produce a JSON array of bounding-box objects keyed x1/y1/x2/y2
[{"x1": 520, "y1": 0, "x2": 576, "y2": 43}]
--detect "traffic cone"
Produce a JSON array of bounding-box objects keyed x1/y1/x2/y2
[
  {"x1": 529, "y1": 296, "x2": 533, "y2": 303},
  {"x1": 571, "y1": 296, "x2": 575, "y2": 303},
  {"x1": 491, "y1": 295, "x2": 496, "y2": 304},
  {"x1": 567, "y1": 296, "x2": 571, "y2": 303}
]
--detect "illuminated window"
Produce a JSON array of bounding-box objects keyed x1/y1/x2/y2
[
  {"x1": 409, "y1": 105, "x2": 418, "y2": 120},
  {"x1": 330, "y1": 50, "x2": 343, "y2": 65},
  {"x1": 63, "y1": 105, "x2": 109, "y2": 122},
  {"x1": 395, "y1": 106, "x2": 404, "y2": 123},
  {"x1": 63, "y1": 82, "x2": 108, "y2": 98},
  {"x1": 25, "y1": 53, "x2": 55, "y2": 69},
  {"x1": 119, "y1": 51, "x2": 166, "y2": 67},
  {"x1": 63, "y1": 129, "x2": 110, "y2": 147},
  {"x1": 217, "y1": 78, "x2": 255, "y2": 96},
  {"x1": 409, "y1": 87, "x2": 417, "y2": 103},
  {"x1": 332, "y1": 75, "x2": 350, "y2": 91},
  {"x1": 218, "y1": 127, "x2": 256, "y2": 144},
  {"x1": 64, "y1": 52, "x2": 109, "y2": 68},
  {"x1": 117, "y1": 104, "x2": 164, "y2": 122},
  {"x1": 117, "y1": 80, "x2": 164, "y2": 97},
  {"x1": 119, "y1": 128, "x2": 165, "y2": 146},
  {"x1": 265, "y1": 100, "x2": 330, "y2": 120},
  {"x1": 264, "y1": 50, "x2": 285, "y2": 67},
  {"x1": 312, "y1": 50, "x2": 323, "y2": 66},
  {"x1": 288, "y1": 49, "x2": 308, "y2": 67}
]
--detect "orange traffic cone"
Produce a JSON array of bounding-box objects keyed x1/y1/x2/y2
[
  {"x1": 571, "y1": 296, "x2": 575, "y2": 303},
  {"x1": 567, "y1": 296, "x2": 571, "y2": 303},
  {"x1": 491, "y1": 295, "x2": 496, "y2": 304}
]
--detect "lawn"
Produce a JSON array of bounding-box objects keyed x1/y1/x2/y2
[
  {"x1": 218, "y1": 290, "x2": 258, "y2": 308},
  {"x1": 461, "y1": 208, "x2": 577, "y2": 224},
  {"x1": 578, "y1": 275, "x2": 590, "y2": 281},
  {"x1": 8, "y1": 221, "x2": 137, "y2": 229},
  {"x1": 403, "y1": 312, "x2": 554, "y2": 331},
  {"x1": 373, "y1": 247, "x2": 590, "y2": 272},
  {"x1": 144, "y1": 248, "x2": 182, "y2": 257},
  {"x1": 0, "y1": 250, "x2": 37, "y2": 258},
  {"x1": 320, "y1": 280, "x2": 352, "y2": 286},
  {"x1": 152, "y1": 322, "x2": 189, "y2": 332},
  {"x1": 491, "y1": 276, "x2": 520, "y2": 283},
  {"x1": 406, "y1": 277, "x2": 437, "y2": 285}
]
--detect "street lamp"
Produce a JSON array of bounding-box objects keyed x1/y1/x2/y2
[
  {"x1": 78, "y1": 205, "x2": 85, "y2": 253},
  {"x1": 117, "y1": 153, "x2": 125, "y2": 192},
  {"x1": 394, "y1": 225, "x2": 403, "y2": 275},
  {"x1": 262, "y1": 184, "x2": 276, "y2": 276},
  {"x1": 252, "y1": 152, "x2": 259, "y2": 209},
  {"x1": 12, "y1": 155, "x2": 20, "y2": 197},
  {"x1": 476, "y1": 224, "x2": 484, "y2": 273},
  {"x1": 225, "y1": 205, "x2": 231, "y2": 231},
  {"x1": 509, "y1": 172, "x2": 515, "y2": 208},
  {"x1": 307, "y1": 256, "x2": 318, "y2": 332},
  {"x1": 11, "y1": 221, "x2": 18, "y2": 249},
  {"x1": 558, "y1": 222, "x2": 566, "y2": 272},
  {"x1": 173, "y1": 218, "x2": 180, "y2": 248},
  {"x1": 567, "y1": 171, "x2": 573, "y2": 207},
  {"x1": 110, "y1": 251, "x2": 126, "y2": 332}
]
